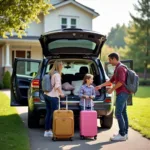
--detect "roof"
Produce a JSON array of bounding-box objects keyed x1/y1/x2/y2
[{"x1": 53, "y1": 0, "x2": 99, "y2": 18}]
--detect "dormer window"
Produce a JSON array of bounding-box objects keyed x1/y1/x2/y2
[{"x1": 61, "y1": 17, "x2": 77, "y2": 29}]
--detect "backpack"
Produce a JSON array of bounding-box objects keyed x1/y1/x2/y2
[
  {"x1": 42, "y1": 74, "x2": 52, "y2": 92},
  {"x1": 117, "y1": 64, "x2": 139, "y2": 94}
]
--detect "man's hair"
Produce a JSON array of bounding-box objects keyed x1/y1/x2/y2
[{"x1": 108, "y1": 53, "x2": 119, "y2": 61}]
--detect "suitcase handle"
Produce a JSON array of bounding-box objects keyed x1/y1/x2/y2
[
  {"x1": 83, "y1": 99, "x2": 92, "y2": 110},
  {"x1": 58, "y1": 95, "x2": 68, "y2": 110}
]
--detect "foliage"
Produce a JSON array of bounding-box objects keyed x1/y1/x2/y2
[
  {"x1": 3, "y1": 71, "x2": 11, "y2": 89},
  {"x1": 0, "y1": 0, "x2": 54, "y2": 38},
  {"x1": 106, "y1": 24, "x2": 128, "y2": 48},
  {"x1": 128, "y1": 86, "x2": 150, "y2": 139},
  {"x1": 0, "y1": 92, "x2": 30, "y2": 150},
  {"x1": 0, "y1": 81, "x2": 3, "y2": 89},
  {"x1": 125, "y1": 0, "x2": 150, "y2": 79}
]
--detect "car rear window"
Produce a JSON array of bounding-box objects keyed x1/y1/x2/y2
[{"x1": 48, "y1": 39, "x2": 96, "y2": 50}]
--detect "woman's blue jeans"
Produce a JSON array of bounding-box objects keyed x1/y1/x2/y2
[
  {"x1": 115, "y1": 92, "x2": 129, "y2": 136},
  {"x1": 44, "y1": 94, "x2": 58, "y2": 130}
]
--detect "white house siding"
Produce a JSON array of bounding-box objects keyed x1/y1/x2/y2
[
  {"x1": 44, "y1": 3, "x2": 93, "y2": 32},
  {"x1": 31, "y1": 46, "x2": 43, "y2": 60},
  {"x1": 50, "y1": 0, "x2": 64, "y2": 5},
  {"x1": 26, "y1": 14, "x2": 44, "y2": 36}
]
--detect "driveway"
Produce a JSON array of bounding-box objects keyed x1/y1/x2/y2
[{"x1": 3, "y1": 90, "x2": 150, "y2": 150}]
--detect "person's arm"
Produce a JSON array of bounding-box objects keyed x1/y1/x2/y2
[
  {"x1": 79, "y1": 86, "x2": 89, "y2": 99},
  {"x1": 90, "y1": 86, "x2": 96, "y2": 99},
  {"x1": 54, "y1": 74, "x2": 64, "y2": 96},
  {"x1": 95, "y1": 80, "x2": 112, "y2": 90},
  {"x1": 107, "y1": 67, "x2": 126, "y2": 94}
]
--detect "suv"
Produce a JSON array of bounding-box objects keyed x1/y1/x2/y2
[{"x1": 10, "y1": 28, "x2": 133, "y2": 129}]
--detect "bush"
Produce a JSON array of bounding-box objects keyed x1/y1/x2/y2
[
  {"x1": 0, "y1": 81, "x2": 3, "y2": 89},
  {"x1": 139, "y1": 78, "x2": 150, "y2": 86},
  {"x1": 3, "y1": 71, "x2": 11, "y2": 89}
]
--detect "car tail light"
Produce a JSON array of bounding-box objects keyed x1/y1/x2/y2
[
  {"x1": 105, "y1": 98, "x2": 111, "y2": 103},
  {"x1": 33, "y1": 98, "x2": 40, "y2": 102},
  {"x1": 31, "y1": 79, "x2": 39, "y2": 88}
]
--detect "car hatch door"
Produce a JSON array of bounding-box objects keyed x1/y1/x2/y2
[
  {"x1": 104, "y1": 60, "x2": 133, "y2": 105},
  {"x1": 11, "y1": 58, "x2": 41, "y2": 106}
]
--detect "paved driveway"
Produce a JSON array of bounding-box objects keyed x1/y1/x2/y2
[{"x1": 2, "y1": 90, "x2": 150, "y2": 150}]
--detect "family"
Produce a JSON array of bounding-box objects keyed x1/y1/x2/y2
[{"x1": 43, "y1": 52, "x2": 130, "y2": 141}]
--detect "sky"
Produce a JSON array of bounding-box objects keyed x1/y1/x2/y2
[{"x1": 76, "y1": 0, "x2": 138, "y2": 35}]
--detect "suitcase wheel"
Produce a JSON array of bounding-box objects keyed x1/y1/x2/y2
[
  {"x1": 80, "y1": 135, "x2": 84, "y2": 140},
  {"x1": 52, "y1": 137, "x2": 57, "y2": 141},
  {"x1": 69, "y1": 137, "x2": 73, "y2": 141},
  {"x1": 94, "y1": 136, "x2": 97, "y2": 140}
]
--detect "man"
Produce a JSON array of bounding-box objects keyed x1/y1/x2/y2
[{"x1": 95, "y1": 52, "x2": 130, "y2": 141}]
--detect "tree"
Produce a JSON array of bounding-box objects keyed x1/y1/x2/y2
[
  {"x1": 125, "y1": 0, "x2": 150, "y2": 79},
  {"x1": 106, "y1": 24, "x2": 128, "y2": 48},
  {"x1": 0, "y1": 0, "x2": 54, "y2": 38}
]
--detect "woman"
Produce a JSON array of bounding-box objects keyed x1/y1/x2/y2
[{"x1": 44, "y1": 60, "x2": 65, "y2": 137}]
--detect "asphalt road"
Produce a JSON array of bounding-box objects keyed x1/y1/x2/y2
[{"x1": 2, "y1": 90, "x2": 150, "y2": 150}]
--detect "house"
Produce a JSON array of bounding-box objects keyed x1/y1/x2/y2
[{"x1": 0, "y1": 0, "x2": 99, "y2": 81}]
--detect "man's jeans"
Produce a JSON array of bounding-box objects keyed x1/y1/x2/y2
[
  {"x1": 115, "y1": 92, "x2": 129, "y2": 136},
  {"x1": 80, "y1": 106, "x2": 94, "y2": 111},
  {"x1": 44, "y1": 94, "x2": 58, "y2": 130}
]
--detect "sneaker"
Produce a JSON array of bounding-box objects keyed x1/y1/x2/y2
[
  {"x1": 113, "y1": 133, "x2": 128, "y2": 140},
  {"x1": 110, "y1": 134, "x2": 126, "y2": 141},
  {"x1": 44, "y1": 131, "x2": 53, "y2": 137}
]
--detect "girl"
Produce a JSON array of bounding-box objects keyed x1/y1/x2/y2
[
  {"x1": 79, "y1": 74, "x2": 95, "y2": 110},
  {"x1": 44, "y1": 60, "x2": 65, "y2": 137}
]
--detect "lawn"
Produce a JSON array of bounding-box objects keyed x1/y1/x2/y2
[
  {"x1": 128, "y1": 86, "x2": 150, "y2": 139},
  {"x1": 0, "y1": 92, "x2": 30, "y2": 150}
]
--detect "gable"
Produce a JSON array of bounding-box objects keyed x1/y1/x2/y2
[{"x1": 53, "y1": 0, "x2": 99, "y2": 18}]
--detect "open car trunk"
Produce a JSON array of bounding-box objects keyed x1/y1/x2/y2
[{"x1": 43, "y1": 58, "x2": 105, "y2": 102}]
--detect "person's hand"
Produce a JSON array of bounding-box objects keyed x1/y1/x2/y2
[
  {"x1": 85, "y1": 95, "x2": 89, "y2": 99},
  {"x1": 107, "y1": 88, "x2": 113, "y2": 94},
  {"x1": 90, "y1": 96, "x2": 94, "y2": 99},
  {"x1": 95, "y1": 85, "x2": 102, "y2": 90},
  {"x1": 60, "y1": 93, "x2": 65, "y2": 98}
]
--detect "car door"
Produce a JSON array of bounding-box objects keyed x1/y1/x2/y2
[
  {"x1": 104, "y1": 60, "x2": 133, "y2": 105},
  {"x1": 11, "y1": 58, "x2": 41, "y2": 106}
]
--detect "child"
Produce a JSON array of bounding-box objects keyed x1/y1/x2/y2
[{"x1": 79, "y1": 74, "x2": 96, "y2": 110}]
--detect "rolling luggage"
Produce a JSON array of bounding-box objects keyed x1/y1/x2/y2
[
  {"x1": 52, "y1": 96, "x2": 74, "y2": 141},
  {"x1": 80, "y1": 99, "x2": 97, "y2": 140}
]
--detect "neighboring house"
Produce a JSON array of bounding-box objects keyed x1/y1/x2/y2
[{"x1": 0, "y1": 0, "x2": 99, "y2": 81}]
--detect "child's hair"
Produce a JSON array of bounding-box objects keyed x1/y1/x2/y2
[{"x1": 83, "y1": 74, "x2": 93, "y2": 85}]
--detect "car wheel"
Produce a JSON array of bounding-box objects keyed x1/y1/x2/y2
[
  {"x1": 100, "y1": 111, "x2": 113, "y2": 129},
  {"x1": 28, "y1": 107, "x2": 39, "y2": 128}
]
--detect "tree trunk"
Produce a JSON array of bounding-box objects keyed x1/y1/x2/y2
[{"x1": 143, "y1": 62, "x2": 147, "y2": 80}]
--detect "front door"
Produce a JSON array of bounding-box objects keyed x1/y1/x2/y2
[{"x1": 104, "y1": 60, "x2": 133, "y2": 105}]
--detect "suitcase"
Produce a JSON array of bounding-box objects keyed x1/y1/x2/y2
[
  {"x1": 80, "y1": 99, "x2": 97, "y2": 140},
  {"x1": 52, "y1": 96, "x2": 74, "y2": 141}
]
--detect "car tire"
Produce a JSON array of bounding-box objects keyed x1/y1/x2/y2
[
  {"x1": 28, "y1": 108, "x2": 39, "y2": 128},
  {"x1": 100, "y1": 111, "x2": 113, "y2": 129}
]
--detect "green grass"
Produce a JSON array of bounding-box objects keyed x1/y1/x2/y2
[
  {"x1": 0, "y1": 92, "x2": 30, "y2": 150},
  {"x1": 128, "y1": 86, "x2": 150, "y2": 139}
]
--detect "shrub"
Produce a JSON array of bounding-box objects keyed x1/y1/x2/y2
[
  {"x1": 3, "y1": 71, "x2": 11, "y2": 89},
  {"x1": 139, "y1": 78, "x2": 150, "y2": 86},
  {"x1": 0, "y1": 81, "x2": 3, "y2": 89}
]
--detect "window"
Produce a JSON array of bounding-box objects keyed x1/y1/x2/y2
[
  {"x1": 61, "y1": 17, "x2": 77, "y2": 29},
  {"x1": 48, "y1": 39, "x2": 96, "y2": 50},
  {"x1": 61, "y1": 18, "x2": 67, "y2": 29},
  {"x1": 71, "y1": 18, "x2": 76, "y2": 28}
]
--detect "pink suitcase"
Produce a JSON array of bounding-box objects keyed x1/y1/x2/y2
[{"x1": 80, "y1": 100, "x2": 97, "y2": 140}]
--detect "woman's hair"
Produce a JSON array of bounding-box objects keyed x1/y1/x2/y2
[
  {"x1": 49, "y1": 60, "x2": 63, "y2": 75},
  {"x1": 83, "y1": 74, "x2": 93, "y2": 85}
]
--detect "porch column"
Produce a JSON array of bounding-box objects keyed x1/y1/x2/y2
[{"x1": 5, "y1": 44, "x2": 10, "y2": 66}]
